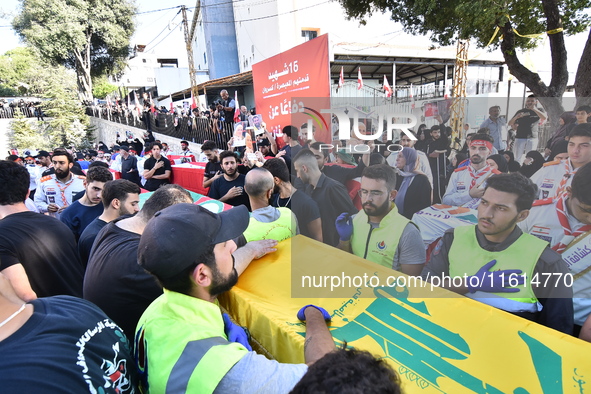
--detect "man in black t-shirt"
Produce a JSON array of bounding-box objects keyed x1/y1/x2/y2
[
  {"x1": 219, "y1": 89, "x2": 236, "y2": 124},
  {"x1": 143, "y1": 142, "x2": 172, "y2": 191},
  {"x1": 208, "y1": 150, "x2": 250, "y2": 209},
  {"x1": 293, "y1": 149, "x2": 357, "y2": 246},
  {"x1": 201, "y1": 140, "x2": 223, "y2": 189},
  {"x1": 0, "y1": 278, "x2": 137, "y2": 393},
  {"x1": 264, "y1": 158, "x2": 322, "y2": 242},
  {"x1": 78, "y1": 179, "x2": 141, "y2": 266},
  {"x1": 509, "y1": 94, "x2": 547, "y2": 163},
  {"x1": 83, "y1": 184, "x2": 193, "y2": 340},
  {"x1": 0, "y1": 160, "x2": 83, "y2": 301}
]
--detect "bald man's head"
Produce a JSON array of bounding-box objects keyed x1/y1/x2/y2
[{"x1": 245, "y1": 168, "x2": 275, "y2": 198}]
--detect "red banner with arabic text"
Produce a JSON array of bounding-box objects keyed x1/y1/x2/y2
[{"x1": 252, "y1": 34, "x2": 331, "y2": 145}]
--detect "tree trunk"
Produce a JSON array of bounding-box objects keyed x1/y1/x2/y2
[
  {"x1": 500, "y1": 0, "x2": 567, "y2": 130},
  {"x1": 73, "y1": 40, "x2": 93, "y2": 103},
  {"x1": 575, "y1": 30, "x2": 591, "y2": 108}
]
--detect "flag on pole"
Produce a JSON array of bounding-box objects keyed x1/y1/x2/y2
[
  {"x1": 383, "y1": 75, "x2": 392, "y2": 98},
  {"x1": 149, "y1": 91, "x2": 156, "y2": 114},
  {"x1": 133, "y1": 91, "x2": 141, "y2": 116},
  {"x1": 410, "y1": 84, "x2": 415, "y2": 109},
  {"x1": 190, "y1": 90, "x2": 197, "y2": 110},
  {"x1": 233, "y1": 91, "x2": 240, "y2": 123},
  {"x1": 357, "y1": 68, "x2": 363, "y2": 90},
  {"x1": 338, "y1": 66, "x2": 344, "y2": 89},
  {"x1": 169, "y1": 95, "x2": 174, "y2": 112}
]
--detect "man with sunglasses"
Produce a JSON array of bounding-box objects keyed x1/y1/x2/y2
[{"x1": 335, "y1": 164, "x2": 425, "y2": 276}]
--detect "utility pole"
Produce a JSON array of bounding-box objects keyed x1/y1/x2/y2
[{"x1": 181, "y1": 4, "x2": 201, "y2": 109}]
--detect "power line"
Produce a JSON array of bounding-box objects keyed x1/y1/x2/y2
[
  {"x1": 145, "y1": 21, "x2": 183, "y2": 52},
  {"x1": 201, "y1": 0, "x2": 332, "y2": 23},
  {"x1": 143, "y1": 11, "x2": 182, "y2": 48},
  {"x1": 135, "y1": 6, "x2": 183, "y2": 15}
]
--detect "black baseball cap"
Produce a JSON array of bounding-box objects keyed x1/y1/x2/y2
[
  {"x1": 120, "y1": 146, "x2": 130, "y2": 152},
  {"x1": 257, "y1": 138, "x2": 271, "y2": 147},
  {"x1": 35, "y1": 150, "x2": 50, "y2": 158},
  {"x1": 138, "y1": 203, "x2": 250, "y2": 279}
]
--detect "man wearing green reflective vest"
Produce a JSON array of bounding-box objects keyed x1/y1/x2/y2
[
  {"x1": 422, "y1": 172, "x2": 573, "y2": 334},
  {"x1": 336, "y1": 164, "x2": 426, "y2": 276},
  {"x1": 134, "y1": 203, "x2": 335, "y2": 393},
  {"x1": 242, "y1": 167, "x2": 298, "y2": 243}
]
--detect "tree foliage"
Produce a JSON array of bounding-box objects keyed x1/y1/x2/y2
[
  {"x1": 41, "y1": 70, "x2": 94, "y2": 148},
  {"x1": 338, "y1": 0, "x2": 591, "y2": 121},
  {"x1": 13, "y1": 0, "x2": 137, "y2": 102},
  {"x1": 92, "y1": 76, "x2": 119, "y2": 99},
  {"x1": 9, "y1": 110, "x2": 51, "y2": 151},
  {"x1": 0, "y1": 47, "x2": 40, "y2": 96}
]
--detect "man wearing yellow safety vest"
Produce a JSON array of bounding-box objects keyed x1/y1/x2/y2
[
  {"x1": 134, "y1": 203, "x2": 335, "y2": 393},
  {"x1": 241, "y1": 167, "x2": 298, "y2": 243},
  {"x1": 335, "y1": 164, "x2": 426, "y2": 276},
  {"x1": 422, "y1": 172, "x2": 573, "y2": 334}
]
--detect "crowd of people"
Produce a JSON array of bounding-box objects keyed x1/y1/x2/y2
[
  {"x1": 0, "y1": 98, "x2": 45, "y2": 120},
  {"x1": 1, "y1": 96, "x2": 591, "y2": 393}
]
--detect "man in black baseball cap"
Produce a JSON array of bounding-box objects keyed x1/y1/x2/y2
[
  {"x1": 134, "y1": 203, "x2": 335, "y2": 393},
  {"x1": 257, "y1": 138, "x2": 276, "y2": 158}
]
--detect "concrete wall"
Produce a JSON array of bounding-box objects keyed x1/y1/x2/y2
[{"x1": 90, "y1": 117, "x2": 203, "y2": 156}]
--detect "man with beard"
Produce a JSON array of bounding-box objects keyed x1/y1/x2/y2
[
  {"x1": 293, "y1": 149, "x2": 357, "y2": 247},
  {"x1": 263, "y1": 158, "x2": 323, "y2": 242},
  {"x1": 208, "y1": 150, "x2": 250, "y2": 209},
  {"x1": 143, "y1": 142, "x2": 172, "y2": 191},
  {"x1": 442, "y1": 134, "x2": 499, "y2": 207},
  {"x1": 78, "y1": 179, "x2": 141, "y2": 266},
  {"x1": 134, "y1": 203, "x2": 335, "y2": 393},
  {"x1": 35, "y1": 148, "x2": 85, "y2": 219},
  {"x1": 60, "y1": 166, "x2": 112, "y2": 241},
  {"x1": 335, "y1": 164, "x2": 425, "y2": 276},
  {"x1": 426, "y1": 124, "x2": 450, "y2": 202},
  {"x1": 422, "y1": 173, "x2": 573, "y2": 334},
  {"x1": 201, "y1": 140, "x2": 223, "y2": 189}
]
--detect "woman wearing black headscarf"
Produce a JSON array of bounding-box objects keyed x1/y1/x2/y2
[
  {"x1": 545, "y1": 112, "x2": 576, "y2": 157},
  {"x1": 502, "y1": 151, "x2": 521, "y2": 173},
  {"x1": 486, "y1": 154, "x2": 508, "y2": 173},
  {"x1": 415, "y1": 124, "x2": 428, "y2": 153},
  {"x1": 519, "y1": 150, "x2": 545, "y2": 178},
  {"x1": 549, "y1": 139, "x2": 569, "y2": 162}
]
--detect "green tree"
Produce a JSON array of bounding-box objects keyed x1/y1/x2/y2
[
  {"x1": 337, "y1": 0, "x2": 591, "y2": 123},
  {"x1": 42, "y1": 72, "x2": 91, "y2": 148},
  {"x1": 9, "y1": 110, "x2": 51, "y2": 151},
  {"x1": 0, "y1": 47, "x2": 40, "y2": 96},
  {"x1": 92, "y1": 76, "x2": 119, "y2": 99},
  {"x1": 13, "y1": 0, "x2": 136, "y2": 102}
]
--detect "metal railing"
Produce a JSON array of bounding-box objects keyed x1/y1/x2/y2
[{"x1": 86, "y1": 106, "x2": 235, "y2": 150}]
